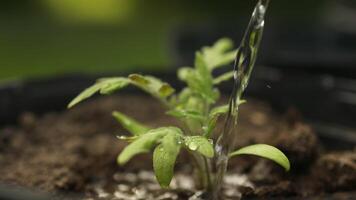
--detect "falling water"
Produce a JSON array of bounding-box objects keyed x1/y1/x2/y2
[{"x1": 212, "y1": 0, "x2": 270, "y2": 199}]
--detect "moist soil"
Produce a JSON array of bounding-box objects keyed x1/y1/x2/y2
[{"x1": 0, "y1": 95, "x2": 355, "y2": 199}]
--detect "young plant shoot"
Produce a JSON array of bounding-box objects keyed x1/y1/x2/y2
[{"x1": 68, "y1": 38, "x2": 290, "y2": 192}]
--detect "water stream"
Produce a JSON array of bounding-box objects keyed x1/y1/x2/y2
[{"x1": 212, "y1": 0, "x2": 270, "y2": 199}]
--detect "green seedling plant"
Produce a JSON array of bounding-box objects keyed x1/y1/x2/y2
[{"x1": 68, "y1": 38, "x2": 290, "y2": 192}]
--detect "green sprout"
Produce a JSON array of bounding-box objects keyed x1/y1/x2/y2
[{"x1": 68, "y1": 38, "x2": 290, "y2": 190}]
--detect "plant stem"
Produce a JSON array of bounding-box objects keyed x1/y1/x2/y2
[{"x1": 203, "y1": 157, "x2": 213, "y2": 190}]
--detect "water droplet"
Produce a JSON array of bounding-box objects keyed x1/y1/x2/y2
[
  {"x1": 258, "y1": 5, "x2": 266, "y2": 17},
  {"x1": 116, "y1": 135, "x2": 137, "y2": 141},
  {"x1": 188, "y1": 142, "x2": 198, "y2": 151},
  {"x1": 233, "y1": 71, "x2": 238, "y2": 79},
  {"x1": 215, "y1": 144, "x2": 223, "y2": 154},
  {"x1": 116, "y1": 135, "x2": 126, "y2": 140},
  {"x1": 208, "y1": 139, "x2": 214, "y2": 145}
]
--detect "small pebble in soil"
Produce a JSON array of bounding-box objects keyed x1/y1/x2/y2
[
  {"x1": 188, "y1": 191, "x2": 204, "y2": 200},
  {"x1": 117, "y1": 184, "x2": 130, "y2": 192},
  {"x1": 87, "y1": 171, "x2": 254, "y2": 200}
]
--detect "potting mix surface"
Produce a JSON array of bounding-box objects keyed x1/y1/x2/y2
[{"x1": 0, "y1": 95, "x2": 355, "y2": 199}]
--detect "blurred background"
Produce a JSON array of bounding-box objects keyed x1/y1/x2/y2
[
  {"x1": 0, "y1": 0, "x2": 356, "y2": 145},
  {"x1": 1, "y1": 0, "x2": 355, "y2": 79}
]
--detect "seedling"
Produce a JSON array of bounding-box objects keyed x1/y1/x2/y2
[{"x1": 68, "y1": 38, "x2": 290, "y2": 194}]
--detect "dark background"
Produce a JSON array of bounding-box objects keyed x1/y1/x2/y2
[
  {"x1": 1, "y1": 0, "x2": 354, "y2": 79},
  {"x1": 0, "y1": 0, "x2": 355, "y2": 145}
]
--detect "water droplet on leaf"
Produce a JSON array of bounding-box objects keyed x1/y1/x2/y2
[
  {"x1": 117, "y1": 135, "x2": 126, "y2": 140},
  {"x1": 208, "y1": 139, "x2": 214, "y2": 145},
  {"x1": 188, "y1": 142, "x2": 198, "y2": 151}
]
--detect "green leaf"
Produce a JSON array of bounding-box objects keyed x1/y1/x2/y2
[
  {"x1": 183, "y1": 74, "x2": 217, "y2": 103},
  {"x1": 201, "y1": 38, "x2": 237, "y2": 70},
  {"x1": 98, "y1": 78, "x2": 130, "y2": 94},
  {"x1": 159, "y1": 83, "x2": 176, "y2": 97},
  {"x1": 188, "y1": 39, "x2": 236, "y2": 106},
  {"x1": 195, "y1": 52, "x2": 213, "y2": 85},
  {"x1": 212, "y1": 38, "x2": 233, "y2": 51},
  {"x1": 177, "y1": 53, "x2": 219, "y2": 103},
  {"x1": 184, "y1": 136, "x2": 214, "y2": 158},
  {"x1": 209, "y1": 100, "x2": 246, "y2": 119},
  {"x1": 153, "y1": 133, "x2": 181, "y2": 187},
  {"x1": 184, "y1": 96, "x2": 208, "y2": 118},
  {"x1": 129, "y1": 74, "x2": 175, "y2": 99},
  {"x1": 204, "y1": 100, "x2": 246, "y2": 137},
  {"x1": 203, "y1": 117, "x2": 218, "y2": 138},
  {"x1": 117, "y1": 127, "x2": 182, "y2": 165},
  {"x1": 203, "y1": 104, "x2": 229, "y2": 137},
  {"x1": 177, "y1": 67, "x2": 194, "y2": 82},
  {"x1": 68, "y1": 78, "x2": 129, "y2": 108},
  {"x1": 116, "y1": 135, "x2": 138, "y2": 142},
  {"x1": 213, "y1": 71, "x2": 234, "y2": 85},
  {"x1": 166, "y1": 109, "x2": 205, "y2": 122},
  {"x1": 177, "y1": 88, "x2": 192, "y2": 104},
  {"x1": 210, "y1": 104, "x2": 229, "y2": 117},
  {"x1": 112, "y1": 111, "x2": 150, "y2": 136},
  {"x1": 69, "y1": 74, "x2": 175, "y2": 109},
  {"x1": 68, "y1": 84, "x2": 101, "y2": 108},
  {"x1": 229, "y1": 144, "x2": 290, "y2": 171},
  {"x1": 128, "y1": 73, "x2": 150, "y2": 84}
]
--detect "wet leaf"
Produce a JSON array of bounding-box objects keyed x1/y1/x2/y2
[
  {"x1": 208, "y1": 100, "x2": 246, "y2": 120},
  {"x1": 116, "y1": 135, "x2": 138, "y2": 142},
  {"x1": 68, "y1": 74, "x2": 175, "y2": 109},
  {"x1": 112, "y1": 111, "x2": 150, "y2": 136},
  {"x1": 99, "y1": 78, "x2": 130, "y2": 94},
  {"x1": 213, "y1": 71, "x2": 234, "y2": 85},
  {"x1": 129, "y1": 74, "x2": 175, "y2": 99},
  {"x1": 128, "y1": 74, "x2": 150, "y2": 85},
  {"x1": 166, "y1": 109, "x2": 205, "y2": 122},
  {"x1": 204, "y1": 100, "x2": 246, "y2": 138},
  {"x1": 118, "y1": 127, "x2": 182, "y2": 165},
  {"x1": 229, "y1": 144, "x2": 290, "y2": 171},
  {"x1": 153, "y1": 133, "x2": 181, "y2": 187},
  {"x1": 159, "y1": 83, "x2": 175, "y2": 97},
  {"x1": 203, "y1": 104, "x2": 229, "y2": 137},
  {"x1": 68, "y1": 77, "x2": 129, "y2": 108},
  {"x1": 210, "y1": 104, "x2": 229, "y2": 117},
  {"x1": 184, "y1": 136, "x2": 214, "y2": 158}
]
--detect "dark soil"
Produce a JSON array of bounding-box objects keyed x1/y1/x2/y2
[{"x1": 0, "y1": 95, "x2": 355, "y2": 199}]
